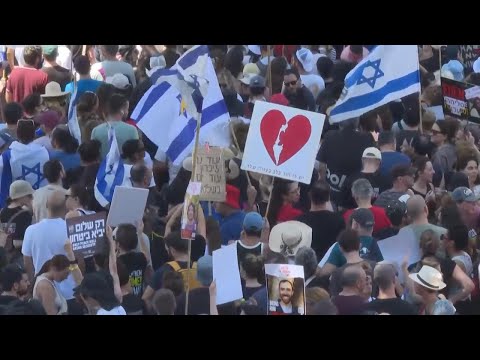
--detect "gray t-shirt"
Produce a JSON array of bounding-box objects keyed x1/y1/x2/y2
[
  {"x1": 92, "y1": 60, "x2": 136, "y2": 87},
  {"x1": 432, "y1": 143, "x2": 457, "y2": 173}
]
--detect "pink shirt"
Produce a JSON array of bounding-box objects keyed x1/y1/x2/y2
[{"x1": 340, "y1": 46, "x2": 370, "y2": 64}]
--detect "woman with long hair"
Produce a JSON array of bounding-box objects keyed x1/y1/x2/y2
[
  {"x1": 456, "y1": 155, "x2": 480, "y2": 196},
  {"x1": 76, "y1": 91, "x2": 100, "y2": 140},
  {"x1": 50, "y1": 126, "x2": 80, "y2": 171},
  {"x1": 267, "y1": 179, "x2": 302, "y2": 227},
  {"x1": 411, "y1": 157, "x2": 435, "y2": 198},
  {"x1": 33, "y1": 241, "x2": 83, "y2": 315},
  {"x1": 431, "y1": 118, "x2": 459, "y2": 173}
]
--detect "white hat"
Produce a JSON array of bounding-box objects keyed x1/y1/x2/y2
[
  {"x1": 106, "y1": 74, "x2": 131, "y2": 90},
  {"x1": 146, "y1": 55, "x2": 166, "y2": 77},
  {"x1": 41, "y1": 81, "x2": 70, "y2": 98},
  {"x1": 269, "y1": 221, "x2": 312, "y2": 257},
  {"x1": 409, "y1": 265, "x2": 446, "y2": 291},
  {"x1": 362, "y1": 147, "x2": 382, "y2": 160},
  {"x1": 247, "y1": 45, "x2": 261, "y2": 56},
  {"x1": 295, "y1": 48, "x2": 314, "y2": 73},
  {"x1": 473, "y1": 58, "x2": 480, "y2": 73},
  {"x1": 240, "y1": 73, "x2": 255, "y2": 86}
]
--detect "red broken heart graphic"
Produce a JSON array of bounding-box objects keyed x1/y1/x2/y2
[{"x1": 260, "y1": 110, "x2": 312, "y2": 166}]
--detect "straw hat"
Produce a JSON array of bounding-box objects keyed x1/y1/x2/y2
[
  {"x1": 409, "y1": 265, "x2": 446, "y2": 291},
  {"x1": 41, "y1": 82, "x2": 70, "y2": 98},
  {"x1": 269, "y1": 221, "x2": 312, "y2": 257}
]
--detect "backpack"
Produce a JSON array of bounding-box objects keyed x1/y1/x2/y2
[{"x1": 167, "y1": 261, "x2": 202, "y2": 291}]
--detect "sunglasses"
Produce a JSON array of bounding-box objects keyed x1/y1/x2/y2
[{"x1": 284, "y1": 80, "x2": 298, "y2": 87}]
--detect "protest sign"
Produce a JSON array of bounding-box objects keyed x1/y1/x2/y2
[
  {"x1": 241, "y1": 101, "x2": 325, "y2": 185},
  {"x1": 66, "y1": 212, "x2": 106, "y2": 257},
  {"x1": 265, "y1": 263, "x2": 305, "y2": 315},
  {"x1": 193, "y1": 147, "x2": 226, "y2": 202},
  {"x1": 106, "y1": 186, "x2": 149, "y2": 227},
  {"x1": 458, "y1": 45, "x2": 480, "y2": 74},
  {"x1": 181, "y1": 181, "x2": 201, "y2": 240},
  {"x1": 212, "y1": 243, "x2": 243, "y2": 305},
  {"x1": 441, "y1": 77, "x2": 480, "y2": 124}
]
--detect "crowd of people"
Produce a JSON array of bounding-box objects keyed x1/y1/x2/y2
[{"x1": 0, "y1": 44, "x2": 478, "y2": 315}]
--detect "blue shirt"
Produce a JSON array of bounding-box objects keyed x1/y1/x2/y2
[
  {"x1": 327, "y1": 236, "x2": 383, "y2": 268},
  {"x1": 379, "y1": 151, "x2": 411, "y2": 178},
  {"x1": 65, "y1": 79, "x2": 102, "y2": 97},
  {"x1": 219, "y1": 211, "x2": 246, "y2": 245},
  {"x1": 49, "y1": 150, "x2": 81, "y2": 171}
]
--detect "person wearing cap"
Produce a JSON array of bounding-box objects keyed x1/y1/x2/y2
[
  {"x1": 343, "y1": 179, "x2": 392, "y2": 235},
  {"x1": 75, "y1": 272, "x2": 126, "y2": 315},
  {"x1": 293, "y1": 47, "x2": 325, "y2": 100},
  {"x1": 175, "y1": 255, "x2": 213, "y2": 315},
  {"x1": 268, "y1": 221, "x2": 312, "y2": 262},
  {"x1": 41, "y1": 81, "x2": 70, "y2": 119},
  {"x1": 6, "y1": 46, "x2": 48, "y2": 103},
  {"x1": 214, "y1": 184, "x2": 246, "y2": 246},
  {"x1": 321, "y1": 208, "x2": 383, "y2": 277},
  {"x1": 375, "y1": 164, "x2": 416, "y2": 209},
  {"x1": 408, "y1": 265, "x2": 450, "y2": 315},
  {"x1": 375, "y1": 199, "x2": 408, "y2": 240},
  {"x1": 32, "y1": 110, "x2": 62, "y2": 152},
  {"x1": 91, "y1": 45, "x2": 136, "y2": 87},
  {"x1": 365, "y1": 262, "x2": 415, "y2": 315},
  {"x1": 238, "y1": 72, "x2": 254, "y2": 102},
  {"x1": 282, "y1": 67, "x2": 316, "y2": 112},
  {"x1": 106, "y1": 73, "x2": 133, "y2": 99},
  {"x1": 378, "y1": 131, "x2": 411, "y2": 178},
  {"x1": 41, "y1": 45, "x2": 72, "y2": 91},
  {"x1": 64, "y1": 55, "x2": 102, "y2": 97},
  {"x1": 452, "y1": 186, "x2": 480, "y2": 235},
  {"x1": 339, "y1": 146, "x2": 390, "y2": 210},
  {"x1": 243, "y1": 75, "x2": 266, "y2": 119},
  {"x1": 233, "y1": 212, "x2": 265, "y2": 267}
]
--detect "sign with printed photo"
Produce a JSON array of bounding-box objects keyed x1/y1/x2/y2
[
  {"x1": 441, "y1": 77, "x2": 480, "y2": 124},
  {"x1": 241, "y1": 101, "x2": 325, "y2": 185},
  {"x1": 193, "y1": 147, "x2": 226, "y2": 202},
  {"x1": 181, "y1": 181, "x2": 202, "y2": 240},
  {"x1": 66, "y1": 212, "x2": 106, "y2": 257},
  {"x1": 265, "y1": 264, "x2": 305, "y2": 315}
]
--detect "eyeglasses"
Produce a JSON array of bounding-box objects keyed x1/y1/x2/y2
[{"x1": 284, "y1": 80, "x2": 298, "y2": 87}]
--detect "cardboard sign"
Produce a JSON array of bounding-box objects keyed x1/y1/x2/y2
[
  {"x1": 212, "y1": 243, "x2": 243, "y2": 305},
  {"x1": 181, "y1": 181, "x2": 201, "y2": 240},
  {"x1": 66, "y1": 212, "x2": 106, "y2": 257},
  {"x1": 193, "y1": 147, "x2": 226, "y2": 202},
  {"x1": 265, "y1": 264, "x2": 305, "y2": 315},
  {"x1": 459, "y1": 45, "x2": 480, "y2": 74},
  {"x1": 241, "y1": 101, "x2": 325, "y2": 185},
  {"x1": 106, "y1": 186, "x2": 149, "y2": 227}
]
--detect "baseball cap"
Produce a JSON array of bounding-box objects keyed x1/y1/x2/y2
[
  {"x1": 41, "y1": 45, "x2": 58, "y2": 56},
  {"x1": 296, "y1": 48, "x2": 314, "y2": 73},
  {"x1": 243, "y1": 212, "x2": 264, "y2": 232},
  {"x1": 250, "y1": 75, "x2": 266, "y2": 89},
  {"x1": 196, "y1": 255, "x2": 213, "y2": 286},
  {"x1": 350, "y1": 208, "x2": 375, "y2": 228},
  {"x1": 390, "y1": 164, "x2": 416, "y2": 179},
  {"x1": 9, "y1": 180, "x2": 34, "y2": 200},
  {"x1": 247, "y1": 45, "x2": 261, "y2": 56},
  {"x1": 35, "y1": 110, "x2": 61, "y2": 131},
  {"x1": 362, "y1": 147, "x2": 382, "y2": 160},
  {"x1": 240, "y1": 73, "x2": 255, "y2": 86},
  {"x1": 106, "y1": 74, "x2": 131, "y2": 90},
  {"x1": 452, "y1": 186, "x2": 479, "y2": 203}
]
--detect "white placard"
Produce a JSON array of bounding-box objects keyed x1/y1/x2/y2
[
  {"x1": 106, "y1": 186, "x2": 149, "y2": 227},
  {"x1": 465, "y1": 86, "x2": 480, "y2": 100},
  {"x1": 212, "y1": 243, "x2": 243, "y2": 305},
  {"x1": 241, "y1": 101, "x2": 325, "y2": 185}
]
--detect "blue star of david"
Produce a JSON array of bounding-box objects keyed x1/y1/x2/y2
[
  {"x1": 356, "y1": 59, "x2": 384, "y2": 88},
  {"x1": 17, "y1": 163, "x2": 44, "y2": 190}
]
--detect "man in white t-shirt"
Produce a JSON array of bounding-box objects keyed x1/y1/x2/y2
[
  {"x1": 22, "y1": 190, "x2": 77, "y2": 301},
  {"x1": 91, "y1": 45, "x2": 136, "y2": 87},
  {"x1": 294, "y1": 48, "x2": 325, "y2": 101}
]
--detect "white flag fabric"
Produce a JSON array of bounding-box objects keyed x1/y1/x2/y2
[{"x1": 329, "y1": 45, "x2": 420, "y2": 123}]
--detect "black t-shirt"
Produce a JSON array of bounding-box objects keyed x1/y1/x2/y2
[
  {"x1": 236, "y1": 241, "x2": 263, "y2": 269},
  {"x1": 118, "y1": 252, "x2": 148, "y2": 298},
  {"x1": 340, "y1": 171, "x2": 391, "y2": 209},
  {"x1": 0, "y1": 295, "x2": 18, "y2": 306},
  {"x1": 296, "y1": 211, "x2": 346, "y2": 261},
  {"x1": 395, "y1": 130, "x2": 419, "y2": 152},
  {"x1": 0, "y1": 207, "x2": 32, "y2": 241},
  {"x1": 318, "y1": 129, "x2": 375, "y2": 205},
  {"x1": 243, "y1": 285, "x2": 264, "y2": 300},
  {"x1": 175, "y1": 287, "x2": 210, "y2": 315},
  {"x1": 121, "y1": 293, "x2": 145, "y2": 315},
  {"x1": 366, "y1": 298, "x2": 416, "y2": 315},
  {"x1": 284, "y1": 86, "x2": 316, "y2": 112}
]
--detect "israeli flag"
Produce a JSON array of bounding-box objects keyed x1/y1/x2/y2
[
  {"x1": 67, "y1": 85, "x2": 82, "y2": 144},
  {"x1": 131, "y1": 45, "x2": 230, "y2": 166},
  {"x1": 0, "y1": 142, "x2": 50, "y2": 207},
  {"x1": 329, "y1": 45, "x2": 420, "y2": 123},
  {"x1": 94, "y1": 126, "x2": 125, "y2": 208}
]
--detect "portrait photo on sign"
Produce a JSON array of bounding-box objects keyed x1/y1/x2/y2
[
  {"x1": 265, "y1": 264, "x2": 305, "y2": 315},
  {"x1": 468, "y1": 97, "x2": 480, "y2": 118},
  {"x1": 181, "y1": 181, "x2": 201, "y2": 240},
  {"x1": 241, "y1": 101, "x2": 324, "y2": 185}
]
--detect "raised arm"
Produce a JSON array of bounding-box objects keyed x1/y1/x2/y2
[
  {"x1": 106, "y1": 226, "x2": 123, "y2": 303},
  {"x1": 64, "y1": 240, "x2": 83, "y2": 286}
]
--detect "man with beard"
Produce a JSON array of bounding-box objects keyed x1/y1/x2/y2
[
  {"x1": 282, "y1": 68, "x2": 316, "y2": 112},
  {"x1": 0, "y1": 265, "x2": 31, "y2": 306},
  {"x1": 271, "y1": 279, "x2": 300, "y2": 315}
]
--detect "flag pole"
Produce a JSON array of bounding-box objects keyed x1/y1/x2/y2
[
  {"x1": 185, "y1": 112, "x2": 202, "y2": 315},
  {"x1": 229, "y1": 121, "x2": 252, "y2": 187}
]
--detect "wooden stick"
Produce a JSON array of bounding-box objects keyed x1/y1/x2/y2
[
  {"x1": 267, "y1": 45, "x2": 273, "y2": 98},
  {"x1": 264, "y1": 177, "x2": 275, "y2": 220},
  {"x1": 185, "y1": 112, "x2": 202, "y2": 315},
  {"x1": 229, "y1": 121, "x2": 252, "y2": 186}
]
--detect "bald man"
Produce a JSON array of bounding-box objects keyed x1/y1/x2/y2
[
  {"x1": 403, "y1": 194, "x2": 446, "y2": 245},
  {"x1": 22, "y1": 190, "x2": 77, "y2": 304},
  {"x1": 332, "y1": 265, "x2": 367, "y2": 315}
]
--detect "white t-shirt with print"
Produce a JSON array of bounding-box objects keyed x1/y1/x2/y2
[
  {"x1": 300, "y1": 73, "x2": 325, "y2": 100},
  {"x1": 97, "y1": 306, "x2": 127, "y2": 315}
]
